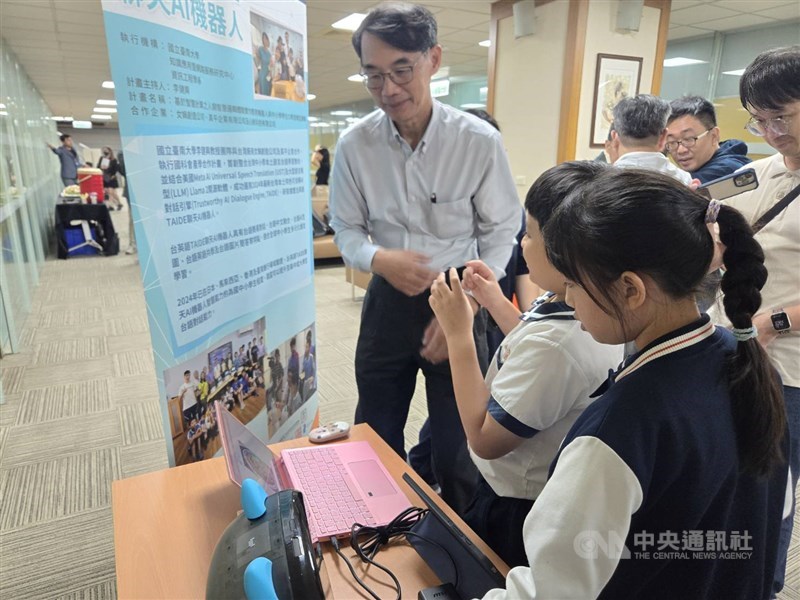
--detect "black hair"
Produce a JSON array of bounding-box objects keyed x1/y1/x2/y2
[
  {"x1": 318, "y1": 147, "x2": 330, "y2": 168},
  {"x1": 352, "y1": 3, "x2": 437, "y2": 60},
  {"x1": 544, "y1": 168, "x2": 785, "y2": 476},
  {"x1": 740, "y1": 45, "x2": 800, "y2": 111},
  {"x1": 464, "y1": 108, "x2": 500, "y2": 132},
  {"x1": 290, "y1": 336, "x2": 296, "y2": 348},
  {"x1": 612, "y1": 94, "x2": 670, "y2": 144},
  {"x1": 668, "y1": 95, "x2": 717, "y2": 129},
  {"x1": 183, "y1": 370, "x2": 191, "y2": 376},
  {"x1": 524, "y1": 161, "x2": 609, "y2": 228},
  {"x1": 60, "y1": 134, "x2": 71, "y2": 143}
]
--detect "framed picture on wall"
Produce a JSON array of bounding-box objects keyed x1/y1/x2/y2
[{"x1": 590, "y1": 53, "x2": 643, "y2": 147}]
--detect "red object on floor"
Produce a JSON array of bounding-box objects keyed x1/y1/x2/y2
[{"x1": 77, "y1": 167, "x2": 104, "y2": 203}]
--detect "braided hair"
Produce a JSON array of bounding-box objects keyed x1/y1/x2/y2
[{"x1": 544, "y1": 167, "x2": 785, "y2": 476}]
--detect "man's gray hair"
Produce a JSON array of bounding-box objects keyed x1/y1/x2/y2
[{"x1": 613, "y1": 94, "x2": 671, "y2": 143}]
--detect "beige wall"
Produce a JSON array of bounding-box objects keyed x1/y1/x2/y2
[
  {"x1": 493, "y1": 0, "x2": 570, "y2": 202},
  {"x1": 574, "y1": 2, "x2": 661, "y2": 160}
]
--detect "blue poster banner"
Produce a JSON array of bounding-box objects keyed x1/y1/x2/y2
[{"x1": 102, "y1": 0, "x2": 317, "y2": 466}]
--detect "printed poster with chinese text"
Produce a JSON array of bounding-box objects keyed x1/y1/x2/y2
[{"x1": 102, "y1": 0, "x2": 318, "y2": 467}]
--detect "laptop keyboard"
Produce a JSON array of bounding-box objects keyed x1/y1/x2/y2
[{"x1": 288, "y1": 446, "x2": 377, "y2": 537}]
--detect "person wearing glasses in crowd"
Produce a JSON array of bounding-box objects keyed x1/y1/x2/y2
[
  {"x1": 607, "y1": 94, "x2": 693, "y2": 184},
  {"x1": 329, "y1": 2, "x2": 519, "y2": 516},
  {"x1": 665, "y1": 95, "x2": 751, "y2": 183},
  {"x1": 709, "y1": 46, "x2": 800, "y2": 596}
]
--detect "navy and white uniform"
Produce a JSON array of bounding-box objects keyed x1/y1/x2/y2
[{"x1": 483, "y1": 316, "x2": 790, "y2": 600}]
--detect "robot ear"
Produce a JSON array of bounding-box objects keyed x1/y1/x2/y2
[
  {"x1": 244, "y1": 556, "x2": 279, "y2": 600},
  {"x1": 241, "y1": 478, "x2": 268, "y2": 520}
]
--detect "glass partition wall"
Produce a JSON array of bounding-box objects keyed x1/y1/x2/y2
[{"x1": 0, "y1": 38, "x2": 61, "y2": 356}]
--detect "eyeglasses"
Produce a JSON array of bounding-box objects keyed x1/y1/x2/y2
[
  {"x1": 745, "y1": 113, "x2": 794, "y2": 137},
  {"x1": 665, "y1": 128, "x2": 712, "y2": 153},
  {"x1": 360, "y1": 55, "x2": 425, "y2": 91}
]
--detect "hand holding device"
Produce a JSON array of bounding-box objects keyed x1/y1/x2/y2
[{"x1": 697, "y1": 168, "x2": 758, "y2": 200}]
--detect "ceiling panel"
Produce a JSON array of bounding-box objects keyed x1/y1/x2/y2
[
  {"x1": 753, "y1": 3, "x2": 800, "y2": 19},
  {"x1": 669, "y1": 3, "x2": 741, "y2": 26}
]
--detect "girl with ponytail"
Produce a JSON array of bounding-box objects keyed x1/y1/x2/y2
[{"x1": 483, "y1": 167, "x2": 788, "y2": 600}]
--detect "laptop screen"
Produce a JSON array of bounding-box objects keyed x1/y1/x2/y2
[{"x1": 216, "y1": 401, "x2": 283, "y2": 495}]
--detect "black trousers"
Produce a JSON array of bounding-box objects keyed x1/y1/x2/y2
[{"x1": 354, "y1": 275, "x2": 487, "y2": 517}]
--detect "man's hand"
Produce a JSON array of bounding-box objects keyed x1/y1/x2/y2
[
  {"x1": 372, "y1": 249, "x2": 437, "y2": 296},
  {"x1": 752, "y1": 311, "x2": 780, "y2": 349},
  {"x1": 461, "y1": 259, "x2": 504, "y2": 311},
  {"x1": 420, "y1": 317, "x2": 449, "y2": 364}
]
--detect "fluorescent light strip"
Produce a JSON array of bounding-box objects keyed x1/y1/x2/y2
[
  {"x1": 332, "y1": 13, "x2": 366, "y2": 31},
  {"x1": 91, "y1": 114, "x2": 113, "y2": 120},
  {"x1": 347, "y1": 74, "x2": 363, "y2": 83},
  {"x1": 479, "y1": 40, "x2": 491, "y2": 47},
  {"x1": 102, "y1": 81, "x2": 115, "y2": 89},
  {"x1": 722, "y1": 69, "x2": 745, "y2": 76},
  {"x1": 94, "y1": 107, "x2": 117, "y2": 113},
  {"x1": 96, "y1": 99, "x2": 117, "y2": 106},
  {"x1": 331, "y1": 110, "x2": 353, "y2": 116},
  {"x1": 307, "y1": 94, "x2": 316, "y2": 100},
  {"x1": 663, "y1": 57, "x2": 707, "y2": 67}
]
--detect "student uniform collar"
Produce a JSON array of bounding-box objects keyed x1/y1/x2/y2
[
  {"x1": 520, "y1": 292, "x2": 575, "y2": 322},
  {"x1": 591, "y1": 315, "x2": 715, "y2": 397}
]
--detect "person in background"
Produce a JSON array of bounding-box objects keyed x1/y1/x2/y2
[
  {"x1": 329, "y1": 3, "x2": 520, "y2": 516},
  {"x1": 313, "y1": 146, "x2": 330, "y2": 186},
  {"x1": 711, "y1": 45, "x2": 800, "y2": 596},
  {"x1": 666, "y1": 95, "x2": 751, "y2": 183},
  {"x1": 98, "y1": 146, "x2": 123, "y2": 210},
  {"x1": 594, "y1": 125, "x2": 620, "y2": 164},
  {"x1": 482, "y1": 168, "x2": 788, "y2": 600},
  {"x1": 47, "y1": 134, "x2": 82, "y2": 186},
  {"x1": 178, "y1": 370, "x2": 199, "y2": 424},
  {"x1": 117, "y1": 150, "x2": 137, "y2": 255},
  {"x1": 608, "y1": 94, "x2": 693, "y2": 184}
]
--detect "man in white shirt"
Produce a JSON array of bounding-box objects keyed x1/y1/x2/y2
[
  {"x1": 609, "y1": 94, "x2": 693, "y2": 185},
  {"x1": 178, "y1": 370, "x2": 199, "y2": 423},
  {"x1": 329, "y1": 3, "x2": 519, "y2": 515},
  {"x1": 720, "y1": 45, "x2": 800, "y2": 596}
]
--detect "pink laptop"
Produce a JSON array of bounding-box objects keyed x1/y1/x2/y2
[{"x1": 215, "y1": 402, "x2": 411, "y2": 542}]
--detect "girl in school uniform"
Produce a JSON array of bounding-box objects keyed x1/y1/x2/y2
[{"x1": 481, "y1": 168, "x2": 789, "y2": 599}]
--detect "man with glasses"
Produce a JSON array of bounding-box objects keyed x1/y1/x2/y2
[
  {"x1": 329, "y1": 3, "x2": 519, "y2": 516},
  {"x1": 712, "y1": 46, "x2": 800, "y2": 596},
  {"x1": 665, "y1": 95, "x2": 751, "y2": 183}
]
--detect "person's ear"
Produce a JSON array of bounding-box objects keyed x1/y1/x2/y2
[
  {"x1": 710, "y1": 126, "x2": 720, "y2": 145},
  {"x1": 657, "y1": 128, "x2": 669, "y2": 151},
  {"x1": 617, "y1": 271, "x2": 647, "y2": 310},
  {"x1": 428, "y1": 44, "x2": 442, "y2": 75}
]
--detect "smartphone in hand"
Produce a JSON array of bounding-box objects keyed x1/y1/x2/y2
[{"x1": 697, "y1": 168, "x2": 758, "y2": 200}]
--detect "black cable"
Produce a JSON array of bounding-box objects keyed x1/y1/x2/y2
[{"x1": 330, "y1": 536, "x2": 385, "y2": 600}]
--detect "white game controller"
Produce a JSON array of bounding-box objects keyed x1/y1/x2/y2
[{"x1": 308, "y1": 421, "x2": 351, "y2": 444}]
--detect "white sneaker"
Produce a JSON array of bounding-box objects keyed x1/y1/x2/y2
[{"x1": 125, "y1": 246, "x2": 137, "y2": 255}]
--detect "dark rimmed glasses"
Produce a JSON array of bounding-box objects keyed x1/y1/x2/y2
[{"x1": 360, "y1": 55, "x2": 425, "y2": 90}]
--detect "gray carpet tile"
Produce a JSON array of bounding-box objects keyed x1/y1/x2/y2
[
  {"x1": 36, "y1": 307, "x2": 103, "y2": 328},
  {"x1": 112, "y1": 349, "x2": 156, "y2": 378},
  {"x1": 0, "y1": 447, "x2": 121, "y2": 531},
  {"x1": 102, "y1": 293, "x2": 143, "y2": 310},
  {"x1": 104, "y1": 315, "x2": 149, "y2": 337},
  {"x1": 3, "y1": 410, "x2": 122, "y2": 468},
  {"x1": 0, "y1": 396, "x2": 21, "y2": 427},
  {"x1": 0, "y1": 508, "x2": 116, "y2": 599},
  {"x1": 32, "y1": 321, "x2": 107, "y2": 344},
  {"x1": 34, "y1": 337, "x2": 109, "y2": 365},
  {"x1": 0, "y1": 426, "x2": 7, "y2": 461},
  {"x1": 1, "y1": 365, "x2": 25, "y2": 394},
  {"x1": 54, "y1": 578, "x2": 117, "y2": 600},
  {"x1": 118, "y1": 403, "x2": 164, "y2": 446},
  {"x1": 120, "y1": 440, "x2": 169, "y2": 478},
  {"x1": 109, "y1": 375, "x2": 160, "y2": 406},
  {"x1": 17, "y1": 380, "x2": 111, "y2": 425},
  {"x1": 21, "y1": 358, "x2": 114, "y2": 391},
  {"x1": 106, "y1": 332, "x2": 153, "y2": 355},
  {"x1": 40, "y1": 286, "x2": 101, "y2": 303}
]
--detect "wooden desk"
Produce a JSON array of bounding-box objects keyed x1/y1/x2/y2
[{"x1": 112, "y1": 424, "x2": 508, "y2": 599}]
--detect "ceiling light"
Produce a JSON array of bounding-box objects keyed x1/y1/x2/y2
[
  {"x1": 94, "y1": 107, "x2": 117, "y2": 113},
  {"x1": 346, "y1": 117, "x2": 360, "y2": 122},
  {"x1": 308, "y1": 116, "x2": 319, "y2": 122},
  {"x1": 479, "y1": 40, "x2": 491, "y2": 48},
  {"x1": 72, "y1": 120, "x2": 93, "y2": 129},
  {"x1": 722, "y1": 69, "x2": 745, "y2": 76},
  {"x1": 460, "y1": 103, "x2": 486, "y2": 109},
  {"x1": 102, "y1": 81, "x2": 115, "y2": 89},
  {"x1": 91, "y1": 114, "x2": 113, "y2": 120},
  {"x1": 63, "y1": 116, "x2": 74, "y2": 121},
  {"x1": 96, "y1": 99, "x2": 117, "y2": 106},
  {"x1": 0, "y1": 111, "x2": 8, "y2": 116},
  {"x1": 51, "y1": 116, "x2": 63, "y2": 121},
  {"x1": 332, "y1": 13, "x2": 366, "y2": 31},
  {"x1": 0, "y1": 103, "x2": 5, "y2": 109},
  {"x1": 331, "y1": 110, "x2": 353, "y2": 116},
  {"x1": 315, "y1": 122, "x2": 331, "y2": 127},
  {"x1": 347, "y1": 74, "x2": 364, "y2": 83},
  {"x1": 307, "y1": 94, "x2": 316, "y2": 100},
  {"x1": 663, "y1": 57, "x2": 707, "y2": 67}
]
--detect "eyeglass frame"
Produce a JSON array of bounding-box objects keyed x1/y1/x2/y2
[
  {"x1": 664, "y1": 128, "x2": 713, "y2": 153},
  {"x1": 744, "y1": 112, "x2": 795, "y2": 137},
  {"x1": 360, "y1": 53, "x2": 427, "y2": 91}
]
